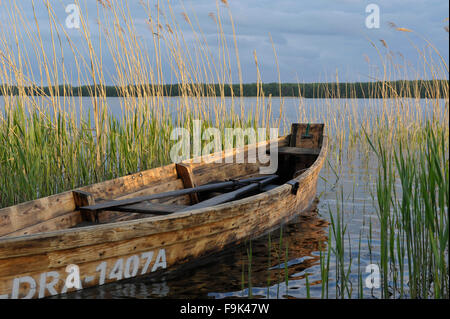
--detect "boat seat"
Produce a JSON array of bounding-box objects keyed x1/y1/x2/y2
[{"x1": 73, "y1": 190, "x2": 98, "y2": 222}]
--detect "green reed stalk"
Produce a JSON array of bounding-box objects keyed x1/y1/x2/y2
[
  {"x1": 328, "y1": 189, "x2": 349, "y2": 299},
  {"x1": 284, "y1": 240, "x2": 289, "y2": 292},
  {"x1": 305, "y1": 273, "x2": 311, "y2": 299},
  {"x1": 367, "y1": 124, "x2": 449, "y2": 299},
  {"x1": 247, "y1": 239, "x2": 253, "y2": 298},
  {"x1": 267, "y1": 232, "x2": 272, "y2": 298},
  {"x1": 276, "y1": 226, "x2": 283, "y2": 299}
]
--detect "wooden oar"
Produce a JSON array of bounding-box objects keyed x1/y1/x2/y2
[
  {"x1": 178, "y1": 175, "x2": 279, "y2": 212},
  {"x1": 109, "y1": 202, "x2": 188, "y2": 215},
  {"x1": 81, "y1": 175, "x2": 278, "y2": 212}
]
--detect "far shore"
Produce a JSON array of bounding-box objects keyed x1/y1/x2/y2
[{"x1": 1, "y1": 80, "x2": 448, "y2": 99}]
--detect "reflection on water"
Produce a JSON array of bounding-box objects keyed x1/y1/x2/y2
[{"x1": 209, "y1": 208, "x2": 329, "y2": 299}]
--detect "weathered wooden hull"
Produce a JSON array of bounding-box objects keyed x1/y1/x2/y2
[{"x1": 0, "y1": 126, "x2": 327, "y2": 299}]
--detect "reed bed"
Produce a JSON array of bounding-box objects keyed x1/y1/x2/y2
[
  {"x1": 0, "y1": 0, "x2": 273, "y2": 207},
  {"x1": 369, "y1": 125, "x2": 448, "y2": 298}
]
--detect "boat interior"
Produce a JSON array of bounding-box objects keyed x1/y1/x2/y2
[{"x1": 0, "y1": 124, "x2": 324, "y2": 239}]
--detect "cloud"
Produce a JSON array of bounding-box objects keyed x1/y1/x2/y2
[{"x1": 1, "y1": 0, "x2": 448, "y2": 83}]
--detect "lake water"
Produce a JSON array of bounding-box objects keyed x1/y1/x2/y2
[
  {"x1": 2, "y1": 96, "x2": 447, "y2": 298},
  {"x1": 2, "y1": 96, "x2": 445, "y2": 134}
]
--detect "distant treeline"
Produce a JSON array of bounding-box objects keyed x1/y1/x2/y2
[{"x1": 1, "y1": 80, "x2": 448, "y2": 98}]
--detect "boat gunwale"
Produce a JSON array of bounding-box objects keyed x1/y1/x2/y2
[{"x1": 0, "y1": 135, "x2": 327, "y2": 248}]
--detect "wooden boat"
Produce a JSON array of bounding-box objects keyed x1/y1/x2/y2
[{"x1": 0, "y1": 123, "x2": 327, "y2": 299}]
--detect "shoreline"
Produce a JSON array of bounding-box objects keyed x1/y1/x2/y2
[{"x1": 1, "y1": 80, "x2": 448, "y2": 99}]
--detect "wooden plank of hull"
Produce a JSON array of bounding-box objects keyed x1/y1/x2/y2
[
  {"x1": 194, "y1": 163, "x2": 261, "y2": 186},
  {"x1": 80, "y1": 165, "x2": 178, "y2": 201},
  {"x1": 0, "y1": 135, "x2": 327, "y2": 299},
  {"x1": 0, "y1": 192, "x2": 76, "y2": 238},
  {"x1": 186, "y1": 136, "x2": 288, "y2": 170},
  {"x1": 113, "y1": 178, "x2": 187, "y2": 202},
  {"x1": 3, "y1": 212, "x2": 83, "y2": 238}
]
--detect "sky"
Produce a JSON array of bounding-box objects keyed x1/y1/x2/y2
[{"x1": 0, "y1": 0, "x2": 448, "y2": 84}]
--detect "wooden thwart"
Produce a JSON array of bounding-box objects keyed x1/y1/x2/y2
[
  {"x1": 80, "y1": 175, "x2": 277, "y2": 212},
  {"x1": 176, "y1": 163, "x2": 199, "y2": 204},
  {"x1": 276, "y1": 147, "x2": 321, "y2": 156},
  {"x1": 73, "y1": 190, "x2": 97, "y2": 222}
]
